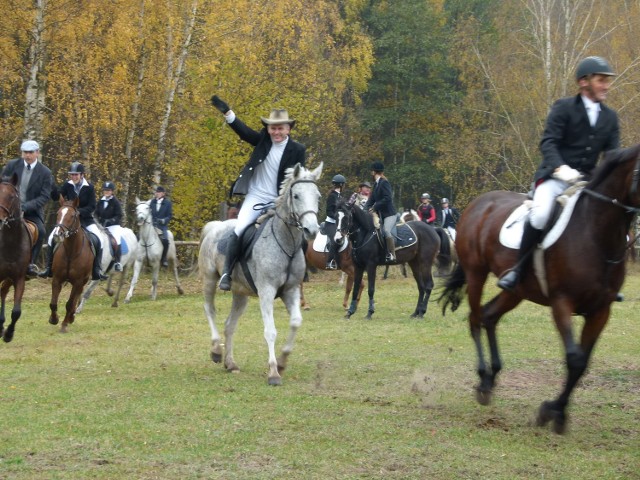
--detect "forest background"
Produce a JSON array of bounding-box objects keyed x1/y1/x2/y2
[{"x1": 2, "y1": 0, "x2": 640, "y2": 240}]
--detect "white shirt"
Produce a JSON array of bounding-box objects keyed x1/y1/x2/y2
[{"x1": 581, "y1": 95, "x2": 600, "y2": 127}]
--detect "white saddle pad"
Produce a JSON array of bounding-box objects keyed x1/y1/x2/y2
[{"x1": 312, "y1": 233, "x2": 348, "y2": 253}]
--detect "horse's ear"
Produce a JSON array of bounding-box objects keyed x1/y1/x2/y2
[
  {"x1": 135, "y1": 196, "x2": 141, "y2": 204},
  {"x1": 311, "y1": 161, "x2": 323, "y2": 181},
  {"x1": 58, "y1": 194, "x2": 65, "y2": 207},
  {"x1": 11, "y1": 172, "x2": 19, "y2": 186},
  {"x1": 293, "y1": 163, "x2": 302, "y2": 178},
  {"x1": 72, "y1": 196, "x2": 79, "y2": 208}
]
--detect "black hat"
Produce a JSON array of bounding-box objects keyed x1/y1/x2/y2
[
  {"x1": 155, "y1": 186, "x2": 165, "y2": 193},
  {"x1": 370, "y1": 161, "x2": 385, "y2": 172}
]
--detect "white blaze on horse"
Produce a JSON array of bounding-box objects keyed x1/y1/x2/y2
[
  {"x1": 199, "y1": 163, "x2": 323, "y2": 385},
  {"x1": 124, "y1": 198, "x2": 184, "y2": 303}
]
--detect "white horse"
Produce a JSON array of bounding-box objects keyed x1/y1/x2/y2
[
  {"x1": 76, "y1": 227, "x2": 139, "y2": 312},
  {"x1": 199, "y1": 162, "x2": 323, "y2": 385},
  {"x1": 124, "y1": 199, "x2": 184, "y2": 303}
]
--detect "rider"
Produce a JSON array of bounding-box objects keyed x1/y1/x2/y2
[
  {"x1": 439, "y1": 198, "x2": 459, "y2": 241},
  {"x1": 497, "y1": 56, "x2": 620, "y2": 291},
  {"x1": 210, "y1": 95, "x2": 306, "y2": 291},
  {"x1": 95, "y1": 181, "x2": 124, "y2": 272},
  {"x1": 150, "y1": 186, "x2": 172, "y2": 267},
  {"x1": 1, "y1": 140, "x2": 53, "y2": 277},
  {"x1": 365, "y1": 161, "x2": 397, "y2": 263},
  {"x1": 324, "y1": 174, "x2": 345, "y2": 270},
  {"x1": 39, "y1": 162, "x2": 108, "y2": 280},
  {"x1": 417, "y1": 193, "x2": 435, "y2": 225}
]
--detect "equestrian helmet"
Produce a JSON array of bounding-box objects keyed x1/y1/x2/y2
[
  {"x1": 576, "y1": 56, "x2": 616, "y2": 80},
  {"x1": 68, "y1": 162, "x2": 85, "y2": 174},
  {"x1": 441, "y1": 197, "x2": 449, "y2": 204},
  {"x1": 420, "y1": 193, "x2": 431, "y2": 200},
  {"x1": 103, "y1": 181, "x2": 116, "y2": 191},
  {"x1": 359, "y1": 181, "x2": 372, "y2": 188},
  {"x1": 332, "y1": 174, "x2": 346, "y2": 185},
  {"x1": 370, "y1": 161, "x2": 385, "y2": 172}
]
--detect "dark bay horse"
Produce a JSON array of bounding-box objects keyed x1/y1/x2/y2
[
  {"x1": 301, "y1": 237, "x2": 364, "y2": 310},
  {"x1": 0, "y1": 175, "x2": 36, "y2": 342},
  {"x1": 438, "y1": 144, "x2": 640, "y2": 434},
  {"x1": 48, "y1": 196, "x2": 94, "y2": 333},
  {"x1": 336, "y1": 201, "x2": 451, "y2": 319}
]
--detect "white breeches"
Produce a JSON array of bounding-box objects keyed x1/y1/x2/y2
[
  {"x1": 107, "y1": 225, "x2": 122, "y2": 244},
  {"x1": 445, "y1": 225, "x2": 457, "y2": 241},
  {"x1": 529, "y1": 178, "x2": 568, "y2": 230},
  {"x1": 48, "y1": 222, "x2": 100, "y2": 246},
  {"x1": 234, "y1": 192, "x2": 276, "y2": 236}
]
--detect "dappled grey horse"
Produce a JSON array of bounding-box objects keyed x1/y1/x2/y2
[
  {"x1": 199, "y1": 163, "x2": 323, "y2": 385},
  {"x1": 124, "y1": 199, "x2": 183, "y2": 303}
]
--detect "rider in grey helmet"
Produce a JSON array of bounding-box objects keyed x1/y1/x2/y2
[
  {"x1": 497, "y1": 56, "x2": 620, "y2": 293},
  {"x1": 324, "y1": 174, "x2": 346, "y2": 270}
]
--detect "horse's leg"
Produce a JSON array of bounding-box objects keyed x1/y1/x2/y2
[
  {"x1": 0, "y1": 281, "x2": 8, "y2": 338},
  {"x1": 536, "y1": 302, "x2": 608, "y2": 434},
  {"x1": 170, "y1": 256, "x2": 184, "y2": 295},
  {"x1": 150, "y1": 262, "x2": 159, "y2": 300},
  {"x1": 49, "y1": 278, "x2": 62, "y2": 325},
  {"x1": 365, "y1": 264, "x2": 377, "y2": 320},
  {"x1": 383, "y1": 264, "x2": 390, "y2": 280},
  {"x1": 111, "y1": 267, "x2": 126, "y2": 307},
  {"x1": 106, "y1": 273, "x2": 115, "y2": 296},
  {"x1": 401, "y1": 263, "x2": 407, "y2": 278},
  {"x1": 257, "y1": 287, "x2": 281, "y2": 385},
  {"x1": 0, "y1": 280, "x2": 16, "y2": 343},
  {"x1": 278, "y1": 285, "x2": 304, "y2": 374},
  {"x1": 409, "y1": 259, "x2": 434, "y2": 319},
  {"x1": 346, "y1": 266, "x2": 364, "y2": 319},
  {"x1": 299, "y1": 281, "x2": 310, "y2": 311},
  {"x1": 124, "y1": 259, "x2": 142, "y2": 303},
  {"x1": 76, "y1": 279, "x2": 99, "y2": 314},
  {"x1": 61, "y1": 282, "x2": 84, "y2": 333},
  {"x1": 223, "y1": 292, "x2": 248, "y2": 373},
  {"x1": 203, "y1": 271, "x2": 222, "y2": 363}
]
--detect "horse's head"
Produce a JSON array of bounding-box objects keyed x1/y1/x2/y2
[
  {"x1": 52, "y1": 199, "x2": 80, "y2": 243},
  {"x1": 135, "y1": 199, "x2": 152, "y2": 226},
  {"x1": 335, "y1": 200, "x2": 354, "y2": 245},
  {"x1": 277, "y1": 162, "x2": 323, "y2": 240},
  {"x1": 0, "y1": 174, "x2": 21, "y2": 229}
]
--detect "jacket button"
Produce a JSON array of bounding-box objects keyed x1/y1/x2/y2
[
  {"x1": 586, "y1": 146, "x2": 592, "y2": 151},
  {"x1": 238, "y1": 174, "x2": 243, "y2": 178},
  {"x1": 249, "y1": 167, "x2": 253, "y2": 171}
]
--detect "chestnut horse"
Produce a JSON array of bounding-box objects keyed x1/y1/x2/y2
[
  {"x1": 47, "y1": 196, "x2": 94, "y2": 333},
  {"x1": 0, "y1": 175, "x2": 36, "y2": 342},
  {"x1": 439, "y1": 144, "x2": 640, "y2": 434},
  {"x1": 300, "y1": 237, "x2": 363, "y2": 310}
]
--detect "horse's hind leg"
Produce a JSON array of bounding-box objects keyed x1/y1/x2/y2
[
  {"x1": 76, "y1": 280, "x2": 98, "y2": 314},
  {"x1": 223, "y1": 293, "x2": 248, "y2": 373},
  {"x1": 171, "y1": 258, "x2": 184, "y2": 295},
  {"x1": 124, "y1": 259, "x2": 142, "y2": 303},
  {"x1": 278, "y1": 285, "x2": 304, "y2": 375}
]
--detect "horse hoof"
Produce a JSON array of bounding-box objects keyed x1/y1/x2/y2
[
  {"x1": 111, "y1": 302, "x2": 118, "y2": 308},
  {"x1": 210, "y1": 352, "x2": 222, "y2": 363},
  {"x1": 3, "y1": 331, "x2": 14, "y2": 343},
  {"x1": 107, "y1": 291, "x2": 114, "y2": 297},
  {"x1": 177, "y1": 288, "x2": 184, "y2": 295},
  {"x1": 49, "y1": 317, "x2": 59, "y2": 325},
  {"x1": 536, "y1": 401, "x2": 566, "y2": 434},
  {"x1": 475, "y1": 388, "x2": 492, "y2": 406},
  {"x1": 268, "y1": 376, "x2": 282, "y2": 386}
]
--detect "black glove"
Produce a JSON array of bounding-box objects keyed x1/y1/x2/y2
[{"x1": 211, "y1": 95, "x2": 230, "y2": 114}]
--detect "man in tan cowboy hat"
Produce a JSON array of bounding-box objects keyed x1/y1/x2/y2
[{"x1": 211, "y1": 95, "x2": 306, "y2": 290}]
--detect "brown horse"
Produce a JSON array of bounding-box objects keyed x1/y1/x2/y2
[
  {"x1": 439, "y1": 144, "x2": 640, "y2": 434},
  {"x1": 0, "y1": 175, "x2": 36, "y2": 342},
  {"x1": 300, "y1": 238, "x2": 363, "y2": 310},
  {"x1": 47, "y1": 196, "x2": 94, "y2": 333}
]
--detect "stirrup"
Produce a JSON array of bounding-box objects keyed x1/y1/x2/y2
[
  {"x1": 385, "y1": 254, "x2": 395, "y2": 263},
  {"x1": 114, "y1": 262, "x2": 122, "y2": 272},
  {"x1": 218, "y1": 273, "x2": 231, "y2": 291},
  {"x1": 326, "y1": 260, "x2": 337, "y2": 270}
]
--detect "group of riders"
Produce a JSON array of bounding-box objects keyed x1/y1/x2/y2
[
  {"x1": 2, "y1": 145, "x2": 173, "y2": 282},
  {"x1": 5, "y1": 55, "x2": 619, "y2": 296}
]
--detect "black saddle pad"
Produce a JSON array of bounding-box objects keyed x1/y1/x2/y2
[
  {"x1": 393, "y1": 223, "x2": 418, "y2": 250},
  {"x1": 217, "y1": 219, "x2": 270, "y2": 261}
]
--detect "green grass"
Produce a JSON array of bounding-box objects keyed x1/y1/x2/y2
[{"x1": 0, "y1": 267, "x2": 639, "y2": 479}]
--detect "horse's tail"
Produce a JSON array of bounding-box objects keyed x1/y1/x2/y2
[
  {"x1": 434, "y1": 227, "x2": 452, "y2": 274},
  {"x1": 436, "y1": 263, "x2": 466, "y2": 315}
]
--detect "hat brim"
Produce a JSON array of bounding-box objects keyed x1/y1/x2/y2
[{"x1": 261, "y1": 118, "x2": 296, "y2": 128}]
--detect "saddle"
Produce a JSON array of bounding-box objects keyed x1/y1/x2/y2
[
  {"x1": 23, "y1": 219, "x2": 39, "y2": 249},
  {"x1": 374, "y1": 223, "x2": 418, "y2": 251}
]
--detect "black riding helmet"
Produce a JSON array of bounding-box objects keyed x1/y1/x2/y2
[
  {"x1": 332, "y1": 174, "x2": 346, "y2": 186},
  {"x1": 103, "y1": 181, "x2": 116, "y2": 191},
  {"x1": 576, "y1": 56, "x2": 616, "y2": 80},
  {"x1": 68, "y1": 162, "x2": 85, "y2": 174}
]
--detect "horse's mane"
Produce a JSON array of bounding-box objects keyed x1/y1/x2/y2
[
  {"x1": 341, "y1": 199, "x2": 375, "y2": 230},
  {"x1": 275, "y1": 164, "x2": 312, "y2": 207},
  {"x1": 588, "y1": 144, "x2": 640, "y2": 190}
]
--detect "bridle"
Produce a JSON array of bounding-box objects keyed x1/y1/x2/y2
[
  {"x1": 582, "y1": 158, "x2": 640, "y2": 214},
  {"x1": 274, "y1": 179, "x2": 319, "y2": 229},
  {"x1": 0, "y1": 181, "x2": 21, "y2": 230},
  {"x1": 53, "y1": 205, "x2": 81, "y2": 238}
]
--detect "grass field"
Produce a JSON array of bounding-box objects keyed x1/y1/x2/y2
[{"x1": 0, "y1": 266, "x2": 639, "y2": 479}]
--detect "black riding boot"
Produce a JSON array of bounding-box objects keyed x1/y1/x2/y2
[
  {"x1": 160, "y1": 238, "x2": 169, "y2": 267},
  {"x1": 326, "y1": 241, "x2": 337, "y2": 270},
  {"x1": 38, "y1": 245, "x2": 54, "y2": 278},
  {"x1": 497, "y1": 220, "x2": 542, "y2": 291},
  {"x1": 113, "y1": 244, "x2": 122, "y2": 272},
  {"x1": 92, "y1": 244, "x2": 108, "y2": 281},
  {"x1": 219, "y1": 232, "x2": 241, "y2": 291},
  {"x1": 385, "y1": 236, "x2": 396, "y2": 263}
]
